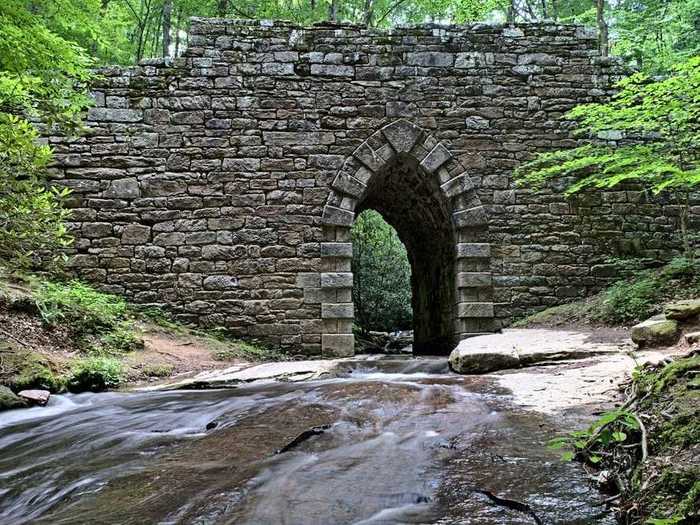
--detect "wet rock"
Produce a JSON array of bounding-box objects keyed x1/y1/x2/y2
[
  {"x1": 664, "y1": 299, "x2": 700, "y2": 321},
  {"x1": 449, "y1": 329, "x2": 622, "y2": 374},
  {"x1": 684, "y1": 331, "x2": 700, "y2": 345},
  {"x1": 0, "y1": 386, "x2": 28, "y2": 411},
  {"x1": 17, "y1": 389, "x2": 51, "y2": 406},
  {"x1": 631, "y1": 315, "x2": 679, "y2": 347}
]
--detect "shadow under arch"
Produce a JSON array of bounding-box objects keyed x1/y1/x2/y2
[{"x1": 320, "y1": 120, "x2": 495, "y2": 357}]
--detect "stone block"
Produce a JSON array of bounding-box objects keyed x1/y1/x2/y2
[
  {"x1": 381, "y1": 120, "x2": 422, "y2": 153},
  {"x1": 457, "y1": 302, "x2": 495, "y2": 318},
  {"x1": 321, "y1": 303, "x2": 354, "y2": 319},
  {"x1": 103, "y1": 178, "x2": 140, "y2": 199},
  {"x1": 453, "y1": 206, "x2": 488, "y2": 228},
  {"x1": 321, "y1": 242, "x2": 353, "y2": 258},
  {"x1": 121, "y1": 224, "x2": 150, "y2": 244},
  {"x1": 322, "y1": 334, "x2": 355, "y2": 357},
  {"x1": 457, "y1": 272, "x2": 493, "y2": 288},
  {"x1": 420, "y1": 143, "x2": 452, "y2": 173},
  {"x1": 457, "y1": 243, "x2": 491, "y2": 258},
  {"x1": 321, "y1": 272, "x2": 353, "y2": 288},
  {"x1": 322, "y1": 205, "x2": 354, "y2": 226}
]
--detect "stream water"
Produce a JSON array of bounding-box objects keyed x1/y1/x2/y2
[{"x1": 0, "y1": 357, "x2": 615, "y2": 524}]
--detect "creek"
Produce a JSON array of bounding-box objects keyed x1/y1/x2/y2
[{"x1": 0, "y1": 356, "x2": 615, "y2": 524}]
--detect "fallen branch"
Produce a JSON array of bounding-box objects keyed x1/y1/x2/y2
[
  {"x1": 632, "y1": 413, "x2": 648, "y2": 463},
  {"x1": 0, "y1": 328, "x2": 34, "y2": 350},
  {"x1": 475, "y1": 489, "x2": 543, "y2": 525},
  {"x1": 276, "y1": 424, "x2": 331, "y2": 454}
]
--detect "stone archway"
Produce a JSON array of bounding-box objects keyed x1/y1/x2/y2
[{"x1": 320, "y1": 120, "x2": 495, "y2": 356}]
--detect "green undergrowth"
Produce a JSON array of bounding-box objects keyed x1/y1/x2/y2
[
  {"x1": 0, "y1": 272, "x2": 283, "y2": 396},
  {"x1": 516, "y1": 257, "x2": 700, "y2": 327},
  {"x1": 550, "y1": 352, "x2": 700, "y2": 524}
]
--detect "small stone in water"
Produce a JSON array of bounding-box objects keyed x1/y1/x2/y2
[{"x1": 18, "y1": 389, "x2": 50, "y2": 406}]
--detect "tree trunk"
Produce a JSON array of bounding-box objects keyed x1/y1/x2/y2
[
  {"x1": 363, "y1": 0, "x2": 373, "y2": 26},
  {"x1": 174, "y1": 7, "x2": 182, "y2": 57},
  {"x1": 596, "y1": 0, "x2": 609, "y2": 57},
  {"x1": 328, "y1": 0, "x2": 338, "y2": 22},
  {"x1": 162, "y1": 0, "x2": 172, "y2": 58},
  {"x1": 217, "y1": 0, "x2": 229, "y2": 17},
  {"x1": 507, "y1": 0, "x2": 516, "y2": 23}
]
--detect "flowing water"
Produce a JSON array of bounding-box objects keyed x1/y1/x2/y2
[{"x1": 0, "y1": 357, "x2": 615, "y2": 524}]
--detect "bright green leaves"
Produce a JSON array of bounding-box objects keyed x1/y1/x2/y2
[
  {"x1": 0, "y1": 115, "x2": 73, "y2": 270},
  {"x1": 0, "y1": 1, "x2": 94, "y2": 270},
  {"x1": 515, "y1": 57, "x2": 700, "y2": 198},
  {"x1": 351, "y1": 210, "x2": 413, "y2": 333},
  {"x1": 548, "y1": 408, "x2": 640, "y2": 463}
]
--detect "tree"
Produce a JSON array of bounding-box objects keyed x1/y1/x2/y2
[
  {"x1": 351, "y1": 210, "x2": 413, "y2": 333},
  {"x1": 514, "y1": 57, "x2": 700, "y2": 255},
  {"x1": 0, "y1": 1, "x2": 93, "y2": 269}
]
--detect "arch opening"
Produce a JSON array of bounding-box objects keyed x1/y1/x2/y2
[{"x1": 355, "y1": 154, "x2": 457, "y2": 355}]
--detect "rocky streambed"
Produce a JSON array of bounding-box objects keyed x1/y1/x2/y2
[{"x1": 0, "y1": 329, "x2": 671, "y2": 524}]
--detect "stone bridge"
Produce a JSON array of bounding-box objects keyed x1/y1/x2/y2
[{"x1": 49, "y1": 18, "x2": 689, "y2": 356}]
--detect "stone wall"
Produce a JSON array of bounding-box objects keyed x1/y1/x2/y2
[{"x1": 48, "y1": 18, "x2": 698, "y2": 356}]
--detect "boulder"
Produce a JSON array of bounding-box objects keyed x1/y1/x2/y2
[
  {"x1": 664, "y1": 299, "x2": 700, "y2": 321},
  {"x1": 448, "y1": 329, "x2": 621, "y2": 374},
  {"x1": 685, "y1": 332, "x2": 700, "y2": 345},
  {"x1": 17, "y1": 389, "x2": 51, "y2": 406},
  {"x1": 0, "y1": 386, "x2": 28, "y2": 411},
  {"x1": 631, "y1": 315, "x2": 680, "y2": 347},
  {"x1": 449, "y1": 344, "x2": 519, "y2": 374}
]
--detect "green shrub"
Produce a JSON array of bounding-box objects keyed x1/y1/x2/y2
[
  {"x1": 36, "y1": 280, "x2": 128, "y2": 330},
  {"x1": 66, "y1": 356, "x2": 123, "y2": 392},
  {"x1": 100, "y1": 320, "x2": 144, "y2": 352},
  {"x1": 597, "y1": 257, "x2": 700, "y2": 324}
]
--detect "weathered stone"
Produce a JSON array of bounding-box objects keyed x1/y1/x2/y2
[
  {"x1": 631, "y1": 315, "x2": 680, "y2": 347},
  {"x1": 664, "y1": 299, "x2": 700, "y2": 320},
  {"x1": 381, "y1": 120, "x2": 422, "y2": 153},
  {"x1": 17, "y1": 389, "x2": 51, "y2": 406},
  {"x1": 321, "y1": 272, "x2": 353, "y2": 288},
  {"x1": 103, "y1": 178, "x2": 140, "y2": 199},
  {"x1": 320, "y1": 243, "x2": 352, "y2": 258},
  {"x1": 322, "y1": 334, "x2": 354, "y2": 357},
  {"x1": 420, "y1": 144, "x2": 452, "y2": 173},
  {"x1": 121, "y1": 224, "x2": 150, "y2": 244},
  {"x1": 47, "y1": 19, "x2": 696, "y2": 357},
  {"x1": 321, "y1": 303, "x2": 354, "y2": 319},
  {"x1": 0, "y1": 386, "x2": 28, "y2": 411}
]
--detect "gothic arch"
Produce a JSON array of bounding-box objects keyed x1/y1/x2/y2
[{"x1": 319, "y1": 120, "x2": 495, "y2": 356}]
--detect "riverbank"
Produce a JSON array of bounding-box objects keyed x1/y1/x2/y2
[{"x1": 0, "y1": 273, "x2": 285, "y2": 409}]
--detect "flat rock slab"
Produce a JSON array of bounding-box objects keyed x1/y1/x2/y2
[
  {"x1": 17, "y1": 389, "x2": 50, "y2": 406},
  {"x1": 144, "y1": 360, "x2": 342, "y2": 390},
  {"x1": 448, "y1": 329, "x2": 623, "y2": 374}
]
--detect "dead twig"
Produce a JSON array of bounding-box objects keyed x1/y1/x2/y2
[
  {"x1": 0, "y1": 327, "x2": 34, "y2": 350},
  {"x1": 632, "y1": 413, "x2": 648, "y2": 463},
  {"x1": 276, "y1": 424, "x2": 331, "y2": 454},
  {"x1": 475, "y1": 489, "x2": 543, "y2": 525}
]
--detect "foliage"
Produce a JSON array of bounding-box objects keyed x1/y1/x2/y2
[
  {"x1": 0, "y1": 1, "x2": 94, "y2": 270},
  {"x1": 351, "y1": 210, "x2": 413, "y2": 333},
  {"x1": 66, "y1": 356, "x2": 123, "y2": 391},
  {"x1": 549, "y1": 408, "x2": 640, "y2": 464},
  {"x1": 518, "y1": 257, "x2": 700, "y2": 327},
  {"x1": 515, "y1": 57, "x2": 700, "y2": 196},
  {"x1": 598, "y1": 258, "x2": 700, "y2": 324},
  {"x1": 0, "y1": 116, "x2": 73, "y2": 269},
  {"x1": 553, "y1": 354, "x2": 700, "y2": 524},
  {"x1": 36, "y1": 280, "x2": 128, "y2": 329},
  {"x1": 35, "y1": 280, "x2": 142, "y2": 353}
]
